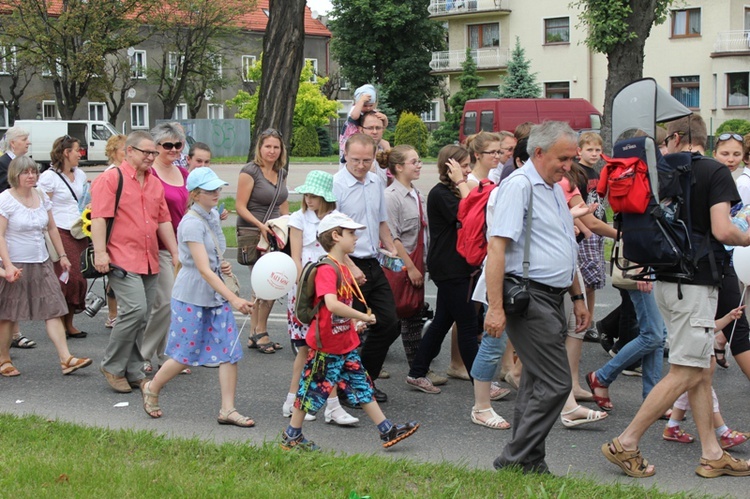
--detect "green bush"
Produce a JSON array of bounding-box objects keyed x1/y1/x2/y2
[
  {"x1": 429, "y1": 121, "x2": 458, "y2": 156},
  {"x1": 316, "y1": 127, "x2": 333, "y2": 156},
  {"x1": 291, "y1": 125, "x2": 321, "y2": 157},
  {"x1": 716, "y1": 119, "x2": 750, "y2": 137},
  {"x1": 394, "y1": 112, "x2": 429, "y2": 157}
]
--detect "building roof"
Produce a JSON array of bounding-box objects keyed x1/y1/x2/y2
[
  {"x1": 240, "y1": 1, "x2": 331, "y2": 38},
  {"x1": 0, "y1": 0, "x2": 331, "y2": 38}
]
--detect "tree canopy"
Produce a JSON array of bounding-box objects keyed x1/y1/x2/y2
[
  {"x1": 0, "y1": 0, "x2": 150, "y2": 119},
  {"x1": 329, "y1": 0, "x2": 445, "y2": 117},
  {"x1": 574, "y1": 0, "x2": 674, "y2": 149}
]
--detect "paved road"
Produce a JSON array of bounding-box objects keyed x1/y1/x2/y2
[{"x1": 2, "y1": 271, "x2": 748, "y2": 497}]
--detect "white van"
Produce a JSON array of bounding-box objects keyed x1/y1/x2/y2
[{"x1": 11, "y1": 120, "x2": 118, "y2": 166}]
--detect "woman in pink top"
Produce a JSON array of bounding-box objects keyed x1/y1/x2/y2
[{"x1": 141, "y1": 123, "x2": 190, "y2": 373}]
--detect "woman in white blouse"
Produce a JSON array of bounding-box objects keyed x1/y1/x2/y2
[
  {"x1": 38, "y1": 136, "x2": 90, "y2": 340},
  {"x1": 0, "y1": 156, "x2": 91, "y2": 377}
]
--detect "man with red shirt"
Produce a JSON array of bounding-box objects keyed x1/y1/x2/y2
[{"x1": 91, "y1": 131, "x2": 178, "y2": 393}]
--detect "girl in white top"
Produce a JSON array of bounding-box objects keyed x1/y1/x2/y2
[
  {"x1": 283, "y1": 170, "x2": 359, "y2": 426},
  {"x1": 0, "y1": 156, "x2": 91, "y2": 377},
  {"x1": 38, "y1": 136, "x2": 90, "y2": 339},
  {"x1": 715, "y1": 132, "x2": 750, "y2": 205}
]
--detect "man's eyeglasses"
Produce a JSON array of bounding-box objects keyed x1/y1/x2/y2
[
  {"x1": 664, "y1": 132, "x2": 684, "y2": 147},
  {"x1": 132, "y1": 146, "x2": 158, "y2": 157},
  {"x1": 481, "y1": 150, "x2": 502, "y2": 156},
  {"x1": 348, "y1": 158, "x2": 374, "y2": 166},
  {"x1": 362, "y1": 126, "x2": 384, "y2": 132},
  {"x1": 158, "y1": 141, "x2": 184, "y2": 151},
  {"x1": 717, "y1": 133, "x2": 744, "y2": 143}
]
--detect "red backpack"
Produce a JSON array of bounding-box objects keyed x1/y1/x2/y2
[
  {"x1": 456, "y1": 179, "x2": 497, "y2": 266},
  {"x1": 596, "y1": 154, "x2": 651, "y2": 214}
]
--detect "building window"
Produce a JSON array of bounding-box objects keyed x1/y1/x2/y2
[
  {"x1": 42, "y1": 58, "x2": 62, "y2": 77},
  {"x1": 210, "y1": 54, "x2": 222, "y2": 77},
  {"x1": 207, "y1": 104, "x2": 224, "y2": 119},
  {"x1": 339, "y1": 77, "x2": 349, "y2": 91},
  {"x1": 241, "y1": 55, "x2": 256, "y2": 82},
  {"x1": 305, "y1": 58, "x2": 318, "y2": 83},
  {"x1": 168, "y1": 52, "x2": 184, "y2": 78},
  {"x1": 468, "y1": 23, "x2": 500, "y2": 49},
  {"x1": 338, "y1": 100, "x2": 353, "y2": 118},
  {"x1": 0, "y1": 103, "x2": 7, "y2": 128},
  {"x1": 545, "y1": 81, "x2": 570, "y2": 99},
  {"x1": 671, "y1": 76, "x2": 700, "y2": 109},
  {"x1": 671, "y1": 8, "x2": 701, "y2": 37},
  {"x1": 89, "y1": 102, "x2": 107, "y2": 121},
  {"x1": 131, "y1": 103, "x2": 149, "y2": 129},
  {"x1": 421, "y1": 101, "x2": 440, "y2": 123},
  {"x1": 172, "y1": 103, "x2": 187, "y2": 120},
  {"x1": 42, "y1": 100, "x2": 59, "y2": 120},
  {"x1": 544, "y1": 17, "x2": 570, "y2": 44},
  {"x1": 0, "y1": 46, "x2": 16, "y2": 75},
  {"x1": 727, "y1": 72, "x2": 749, "y2": 107},
  {"x1": 130, "y1": 49, "x2": 146, "y2": 79}
]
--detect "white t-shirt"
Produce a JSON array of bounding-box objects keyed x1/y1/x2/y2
[
  {"x1": 0, "y1": 189, "x2": 52, "y2": 263},
  {"x1": 37, "y1": 168, "x2": 87, "y2": 230},
  {"x1": 288, "y1": 208, "x2": 340, "y2": 265},
  {"x1": 736, "y1": 166, "x2": 750, "y2": 206}
]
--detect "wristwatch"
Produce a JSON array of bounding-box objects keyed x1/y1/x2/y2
[{"x1": 570, "y1": 294, "x2": 585, "y2": 302}]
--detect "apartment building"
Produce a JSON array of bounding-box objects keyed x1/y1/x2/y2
[
  {"x1": 0, "y1": 1, "x2": 332, "y2": 132},
  {"x1": 428, "y1": 0, "x2": 750, "y2": 133}
]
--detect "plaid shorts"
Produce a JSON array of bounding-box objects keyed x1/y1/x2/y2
[
  {"x1": 294, "y1": 348, "x2": 375, "y2": 415},
  {"x1": 578, "y1": 234, "x2": 606, "y2": 289}
]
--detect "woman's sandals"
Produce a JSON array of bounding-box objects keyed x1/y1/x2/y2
[
  {"x1": 248, "y1": 332, "x2": 282, "y2": 354},
  {"x1": 471, "y1": 407, "x2": 510, "y2": 430},
  {"x1": 142, "y1": 381, "x2": 162, "y2": 419},
  {"x1": 560, "y1": 405, "x2": 607, "y2": 428},
  {"x1": 218, "y1": 408, "x2": 255, "y2": 428}
]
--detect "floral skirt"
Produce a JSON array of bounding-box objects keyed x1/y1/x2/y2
[{"x1": 164, "y1": 299, "x2": 243, "y2": 366}]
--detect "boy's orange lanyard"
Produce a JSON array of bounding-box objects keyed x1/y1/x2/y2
[{"x1": 327, "y1": 254, "x2": 370, "y2": 314}]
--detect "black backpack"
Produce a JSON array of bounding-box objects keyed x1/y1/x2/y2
[{"x1": 610, "y1": 138, "x2": 721, "y2": 291}]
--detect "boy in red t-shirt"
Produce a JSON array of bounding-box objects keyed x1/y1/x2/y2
[{"x1": 281, "y1": 213, "x2": 419, "y2": 451}]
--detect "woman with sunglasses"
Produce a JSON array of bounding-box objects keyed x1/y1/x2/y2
[
  {"x1": 718, "y1": 132, "x2": 750, "y2": 204},
  {"x1": 140, "y1": 122, "x2": 190, "y2": 374},
  {"x1": 236, "y1": 128, "x2": 289, "y2": 354},
  {"x1": 38, "y1": 135, "x2": 90, "y2": 340}
]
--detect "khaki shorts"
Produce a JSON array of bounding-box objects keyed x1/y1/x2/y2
[{"x1": 654, "y1": 282, "x2": 716, "y2": 369}]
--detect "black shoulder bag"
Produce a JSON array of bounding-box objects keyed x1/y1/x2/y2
[{"x1": 80, "y1": 168, "x2": 123, "y2": 279}]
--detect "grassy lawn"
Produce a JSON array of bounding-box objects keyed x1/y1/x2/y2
[{"x1": 0, "y1": 414, "x2": 687, "y2": 498}]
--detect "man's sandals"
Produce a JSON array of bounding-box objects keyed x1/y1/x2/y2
[
  {"x1": 695, "y1": 451, "x2": 750, "y2": 478},
  {"x1": 247, "y1": 332, "x2": 282, "y2": 354},
  {"x1": 602, "y1": 438, "x2": 655, "y2": 478}
]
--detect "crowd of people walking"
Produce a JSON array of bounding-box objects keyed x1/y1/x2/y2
[{"x1": 2, "y1": 100, "x2": 750, "y2": 477}]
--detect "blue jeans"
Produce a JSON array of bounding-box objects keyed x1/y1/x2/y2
[
  {"x1": 595, "y1": 289, "x2": 666, "y2": 399},
  {"x1": 471, "y1": 332, "x2": 509, "y2": 382}
]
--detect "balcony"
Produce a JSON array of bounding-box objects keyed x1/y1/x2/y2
[
  {"x1": 712, "y1": 31, "x2": 750, "y2": 56},
  {"x1": 430, "y1": 47, "x2": 509, "y2": 72},
  {"x1": 428, "y1": 0, "x2": 510, "y2": 18}
]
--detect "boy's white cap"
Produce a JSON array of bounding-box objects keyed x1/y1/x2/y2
[{"x1": 317, "y1": 212, "x2": 365, "y2": 236}]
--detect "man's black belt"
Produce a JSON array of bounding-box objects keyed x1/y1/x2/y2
[{"x1": 507, "y1": 276, "x2": 568, "y2": 296}]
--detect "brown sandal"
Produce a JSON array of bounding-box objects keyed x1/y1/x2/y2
[
  {"x1": 217, "y1": 408, "x2": 255, "y2": 427},
  {"x1": 601, "y1": 437, "x2": 655, "y2": 478},
  {"x1": 695, "y1": 451, "x2": 750, "y2": 478},
  {"x1": 61, "y1": 356, "x2": 92, "y2": 375},
  {"x1": 0, "y1": 361, "x2": 20, "y2": 377}
]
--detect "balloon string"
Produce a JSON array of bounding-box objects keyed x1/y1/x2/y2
[
  {"x1": 728, "y1": 286, "x2": 746, "y2": 347},
  {"x1": 230, "y1": 299, "x2": 253, "y2": 356}
]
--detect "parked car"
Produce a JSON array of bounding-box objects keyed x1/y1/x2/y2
[
  {"x1": 459, "y1": 98, "x2": 602, "y2": 143},
  {"x1": 10, "y1": 120, "x2": 118, "y2": 166}
]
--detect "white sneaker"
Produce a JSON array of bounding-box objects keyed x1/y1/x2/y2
[
  {"x1": 282, "y1": 400, "x2": 316, "y2": 421},
  {"x1": 324, "y1": 405, "x2": 360, "y2": 425}
]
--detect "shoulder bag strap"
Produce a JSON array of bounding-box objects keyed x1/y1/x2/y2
[
  {"x1": 521, "y1": 175, "x2": 533, "y2": 281},
  {"x1": 104, "y1": 168, "x2": 124, "y2": 244},
  {"x1": 261, "y1": 167, "x2": 285, "y2": 224},
  {"x1": 52, "y1": 169, "x2": 78, "y2": 202}
]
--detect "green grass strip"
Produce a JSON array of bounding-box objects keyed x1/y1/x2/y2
[{"x1": 0, "y1": 414, "x2": 691, "y2": 498}]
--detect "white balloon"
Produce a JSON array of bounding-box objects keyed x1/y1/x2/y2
[
  {"x1": 250, "y1": 252, "x2": 297, "y2": 300},
  {"x1": 733, "y1": 245, "x2": 750, "y2": 284}
]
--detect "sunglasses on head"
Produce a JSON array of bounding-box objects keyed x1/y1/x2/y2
[
  {"x1": 260, "y1": 128, "x2": 282, "y2": 138},
  {"x1": 717, "y1": 133, "x2": 743, "y2": 143},
  {"x1": 159, "y1": 141, "x2": 184, "y2": 151}
]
